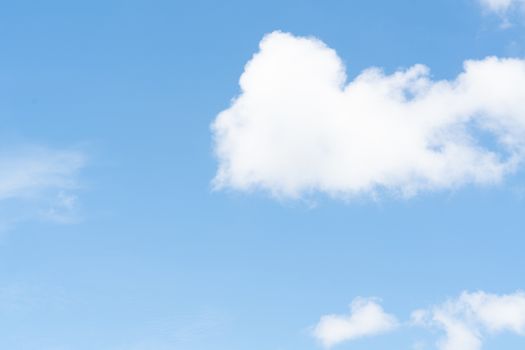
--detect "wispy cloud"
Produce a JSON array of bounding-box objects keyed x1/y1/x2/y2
[
  {"x1": 479, "y1": 0, "x2": 525, "y2": 15},
  {"x1": 478, "y1": 0, "x2": 525, "y2": 26},
  {"x1": 212, "y1": 32, "x2": 525, "y2": 200},
  {"x1": 0, "y1": 146, "x2": 86, "y2": 230}
]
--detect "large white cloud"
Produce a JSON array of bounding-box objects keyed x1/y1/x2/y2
[
  {"x1": 313, "y1": 298, "x2": 399, "y2": 348},
  {"x1": 413, "y1": 291, "x2": 525, "y2": 350},
  {"x1": 212, "y1": 32, "x2": 525, "y2": 199}
]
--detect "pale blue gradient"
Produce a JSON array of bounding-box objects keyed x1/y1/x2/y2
[{"x1": 0, "y1": 1, "x2": 524, "y2": 349}]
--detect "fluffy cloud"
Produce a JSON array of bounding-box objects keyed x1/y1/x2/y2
[
  {"x1": 0, "y1": 146, "x2": 86, "y2": 227},
  {"x1": 313, "y1": 291, "x2": 525, "y2": 349},
  {"x1": 212, "y1": 32, "x2": 525, "y2": 199},
  {"x1": 414, "y1": 291, "x2": 525, "y2": 350},
  {"x1": 313, "y1": 298, "x2": 399, "y2": 347}
]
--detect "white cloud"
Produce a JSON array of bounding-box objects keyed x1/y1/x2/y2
[
  {"x1": 314, "y1": 291, "x2": 525, "y2": 349},
  {"x1": 0, "y1": 147, "x2": 84, "y2": 200},
  {"x1": 479, "y1": 0, "x2": 525, "y2": 15},
  {"x1": 0, "y1": 146, "x2": 86, "y2": 228},
  {"x1": 212, "y1": 32, "x2": 525, "y2": 199},
  {"x1": 478, "y1": 0, "x2": 525, "y2": 27},
  {"x1": 480, "y1": 0, "x2": 515, "y2": 13},
  {"x1": 313, "y1": 297, "x2": 399, "y2": 348},
  {"x1": 413, "y1": 291, "x2": 525, "y2": 350}
]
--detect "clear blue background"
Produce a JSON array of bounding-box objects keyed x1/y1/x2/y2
[{"x1": 0, "y1": 0, "x2": 524, "y2": 349}]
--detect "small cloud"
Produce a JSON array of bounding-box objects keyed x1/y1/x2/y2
[
  {"x1": 312, "y1": 297, "x2": 399, "y2": 348},
  {"x1": 39, "y1": 191, "x2": 81, "y2": 224},
  {"x1": 479, "y1": 0, "x2": 515, "y2": 14},
  {"x1": 478, "y1": 0, "x2": 525, "y2": 26}
]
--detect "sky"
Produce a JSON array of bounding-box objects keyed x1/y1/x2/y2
[{"x1": 0, "y1": 0, "x2": 525, "y2": 349}]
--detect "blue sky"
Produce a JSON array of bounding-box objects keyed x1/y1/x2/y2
[{"x1": 0, "y1": 1, "x2": 525, "y2": 349}]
